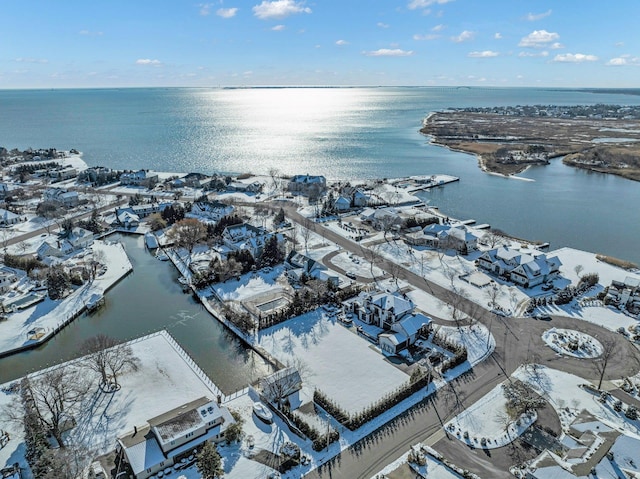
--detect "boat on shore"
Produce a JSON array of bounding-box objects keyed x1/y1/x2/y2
[
  {"x1": 145, "y1": 232, "x2": 159, "y2": 249},
  {"x1": 252, "y1": 401, "x2": 273, "y2": 424}
]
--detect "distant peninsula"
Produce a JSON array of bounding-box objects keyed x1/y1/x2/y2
[{"x1": 421, "y1": 104, "x2": 640, "y2": 181}]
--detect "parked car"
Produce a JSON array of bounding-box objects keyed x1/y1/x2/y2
[
  {"x1": 491, "y1": 309, "x2": 508, "y2": 317},
  {"x1": 534, "y1": 315, "x2": 552, "y2": 321},
  {"x1": 345, "y1": 271, "x2": 357, "y2": 280}
]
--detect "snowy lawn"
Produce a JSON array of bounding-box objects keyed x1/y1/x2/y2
[
  {"x1": 212, "y1": 265, "x2": 287, "y2": 301},
  {"x1": 257, "y1": 310, "x2": 409, "y2": 414},
  {"x1": 541, "y1": 328, "x2": 603, "y2": 358},
  {"x1": 445, "y1": 382, "x2": 537, "y2": 449},
  {"x1": 0, "y1": 240, "x2": 132, "y2": 356},
  {"x1": 436, "y1": 324, "x2": 494, "y2": 368}
]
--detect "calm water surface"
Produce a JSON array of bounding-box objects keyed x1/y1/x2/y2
[{"x1": 0, "y1": 234, "x2": 273, "y2": 390}]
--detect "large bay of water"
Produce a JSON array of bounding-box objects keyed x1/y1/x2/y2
[{"x1": 2, "y1": 86, "x2": 639, "y2": 262}]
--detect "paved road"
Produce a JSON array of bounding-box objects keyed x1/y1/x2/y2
[{"x1": 270, "y1": 203, "x2": 640, "y2": 479}]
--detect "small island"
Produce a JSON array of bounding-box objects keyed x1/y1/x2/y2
[{"x1": 421, "y1": 104, "x2": 640, "y2": 180}]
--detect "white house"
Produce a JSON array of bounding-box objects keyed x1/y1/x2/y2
[
  {"x1": 343, "y1": 291, "x2": 428, "y2": 332},
  {"x1": 606, "y1": 276, "x2": 640, "y2": 313},
  {"x1": 352, "y1": 190, "x2": 370, "y2": 207},
  {"x1": 333, "y1": 196, "x2": 351, "y2": 212},
  {"x1": 287, "y1": 175, "x2": 326, "y2": 196},
  {"x1": 120, "y1": 170, "x2": 159, "y2": 188},
  {"x1": 190, "y1": 201, "x2": 234, "y2": 222},
  {"x1": 222, "y1": 223, "x2": 284, "y2": 259},
  {"x1": 379, "y1": 313, "x2": 431, "y2": 354},
  {"x1": 477, "y1": 247, "x2": 562, "y2": 288},
  {"x1": 0, "y1": 267, "x2": 22, "y2": 294},
  {"x1": 117, "y1": 211, "x2": 140, "y2": 229},
  {"x1": 360, "y1": 207, "x2": 403, "y2": 231},
  {"x1": 285, "y1": 250, "x2": 338, "y2": 286},
  {"x1": 405, "y1": 224, "x2": 478, "y2": 253},
  {"x1": 43, "y1": 188, "x2": 79, "y2": 208},
  {"x1": 116, "y1": 397, "x2": 234, "y2": 479},
  {"x1": 0, "y1": 208, "x2": 24, "y2": 226}
]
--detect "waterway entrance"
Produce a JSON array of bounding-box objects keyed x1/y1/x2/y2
[{"x1": 0, "y1": 234, "x2": 273, "y2": 393}]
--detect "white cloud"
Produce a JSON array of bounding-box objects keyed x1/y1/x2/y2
[
  {"x1": 271, "y1": 24, "x2": 285, "y2": 31},
  {"x1": 377, "y1": 22, "x2": 389, "y2": 29},
  {"x1": 432, "y1": 24, "x2": 445, "y2": 32},
  {"x1": 413, "y1": 33, "x2": 439, "y2": 40},
  {"x1": 518, "y1": 30, "x2": 560, "y2": 47},
  {"x1": 252, "y1": 0, "x2": 311, "y2": 20},
  {"x1": 525, "y1": 9, "x2": 552, "y2": 21},
  {"x1": 79, "y1": 29, "x2": 103, "y2": 36},
  {"x1": 136, "y1": 59, "x2": 162, "y2": 65},
  {"x1": 451, "y1": 30, "x2": 475, "y2": 43},
  {"x1": 518, "y1": 51, "x2": 549, "y2": 57},
  {"x1": 216, "y1": 7, "x2": 238, "y2": 18},
  {"x1": 335, "y1": 39, "x2": 349, "y2": 46},
  {"x1": 494, "y1": 32, "x2": 502, "y2": 40},
  {"x1": 550, "y1": 42, "x2": 563, "y2": 49},
  {"x1": 15, "y1": 57, "x2": 48, "y2": 64},
  {"x1": 606, "y1": 56, "x2": 640, "y2": 66},
  {"x1": 363, "y1": 48, "x2": 414, "y2": 57},
  {"x1": 408, "y1": 0, "x2": 454, "y2": 10},
  {"x1": 615, "y1": 41, "x2": 624, "y2": 47},
  {"x1": 199, "y1": 3, "x2": 213, "y2": 16},
  {"x1": 552, "y1": 53, "x2": 598, "y2": 63},
  {"x1": 468, "y1": 50, "x2": 499, "y2": 58}
]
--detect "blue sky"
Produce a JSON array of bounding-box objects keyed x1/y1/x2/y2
[{"x1": 2, "y1": 0, "x2": 640, "y2": 88}]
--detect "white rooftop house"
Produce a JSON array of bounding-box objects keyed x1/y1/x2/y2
[
  {"x1": 606, "y1": 276, "x2": 640, "y2": 314},
  {"x1": 117, "y1": 396, "x2": 234, "y2": 479},
  {"x1": 477, "y1": 246, "x2": 562, "y2": 288},
  {"x1": 287, "y1": 174, "x2": 327, "y2": 196}
]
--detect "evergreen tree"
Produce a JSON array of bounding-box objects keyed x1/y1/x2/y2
[{"x1": 196, "y1": 441, "x2": 224, "y2": 479}]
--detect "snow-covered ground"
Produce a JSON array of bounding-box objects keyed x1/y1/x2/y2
[
  {"x1": 212, "y1": 265, "x2": 287, "y2": 302},
  {"x1": 370, "y1": 444, "x2": 465, "y2": 479},
  {"x1": 444, "y1": 382, "x2": 536, "y2": 449},
  {"x1": 327, "y1": 251, "x2": 385, "y2": 279},
  {"x1": 436, "y1": 324, "x2": 494, "y2": 369},
  {"x1": 258, "y1": 310, "x2": 409, "y2": 414},
  {"x1": 514, "y1": 365, "x2": 640, "y2": 436},
  {"x1": 0, "y1": 240, "x2": 132, "y2": 356},
  {"x1": 541, "y1": 328, "x2": 603, "y2": 358}
]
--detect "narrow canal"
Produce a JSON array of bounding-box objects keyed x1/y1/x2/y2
[{"x1": 0, "y1": 234, "x2": 273, "y2": 393}]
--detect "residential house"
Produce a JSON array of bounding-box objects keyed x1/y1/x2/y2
[
  {"x1": 190, "y1": 201, "x2": 234, "y2": 222},
  {"x1": 379, "y1": 313, "x2": 432, "y2": 354},
  {"x1": 117, "y1": 210, "x2": 140, "y2": 229},
  {"x1": 333, "y1": 196, "x2": 351, "y2": 212},
  {"x1": 0, "y1": 209, "x2": 24, "y2": 226},
  {"x1": 43, "y1": 188, "x2": 79, "y2": 208},
  {"x1": 36, "y1": 227, "x2": 94, "y2": 260},
  {"x1": 222, "y1": 223, "x2": 283, "y2": 258},
  {"x1": 287, "y1": 175, "x2": 326, "y2": 196},
  {"x1": 477, "y1": 247, "x2": 562, "y2": 288},
  {"x1": 285, "y1": 250, "x2": 338, "y2": 286},
  {"x1": 115, "y1": 202, "x2": 172, "y2": 220},
  {"x1": 182, "y1": 172, "x2": 211, "y2": 188},
  {"x1": 116, "y1": 397, "x2": 234, "y2": 479},
  {"x1": 0, "y1": 267, "x2": 21, "y2": 294},
  {"x1": 606, "y1": 276, "x2": 640, "y2": 313},
  {"x1": 360, "y1": 207, "x2": 403, "y2": 231},
  {"x1": 120, "y1": 170, "x2": 159, "y2": 188},
  {"x1": 48, "y1": 167, "x2": 77, "y2": 182},
  {"x1": 227, "y1": 181, "x2": 263, "y2": 193},
  {"x1": 344, "y1": 291, "x2": 431, "y2": 353},
  {"x1": 405, "y1": 224, "x2": 478, "y2": 253},
  {"x1": 352, "y1": 190, "x2": 370, "y2": 207}
]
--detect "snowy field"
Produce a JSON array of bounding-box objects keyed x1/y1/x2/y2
[
  {"x1": 436, "y1": 324, "x2": 494, "y2": 369},
  {"x1": 327, "y1": 251, "x2": 385, "y2": 279},
  {"x1": 258, "y1": 310, "x2": 409, "y2": 414},
  {"x1": 445, "y1": 381, "x2": 536, "y2": 450},
  {"x1": 541, "y1": 328, "x2": 603, "y2": 358},
  {"x1": 0, "y1": 240, "x2": 132, "y2": 356},
  {"x1": 212, "y1": 265, "x2": 287, "y2": 301}
]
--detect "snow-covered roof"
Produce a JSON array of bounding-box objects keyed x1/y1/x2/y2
[
  {"x1": 370, "y1": 292, "x2": 414, "y2": 317},
  {"x1": 392, "y1": 313, "x2": 431, "y2": 338}
]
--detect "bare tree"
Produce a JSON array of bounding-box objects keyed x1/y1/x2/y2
[
  {"x1": 167, "y1": 218, "x2": 207, "y2": 256},
  {"x1": 360, "y1": 243, "x2": 381, "y2": 282},
  {"x1": 260, "y1": 360, "x2": 310, "y2": 408},
  {"x1": 574, "y1": 264, "x2": 584, "y2": 279},
  {"x1": 482, "y1": 231, "x2": 505, "y2": 249},
  {"x1": 268, "y1": 167, "x2": 280, "y2": 195},
  {"x1": 595, "y1": 337, "x2": 617, "y2": 389},
  {"x1": 24, "y1": 366, "x2": 94, "y2": 447},
  {"x1": 81, "y1": 334, "x2": 139, "y2": 391},
  {"x1": 485, "y1": 284, "x2": 503, "y2": 310},
  {"x1": 301, "y1": 217, "x2": 313, "y2": 253}
]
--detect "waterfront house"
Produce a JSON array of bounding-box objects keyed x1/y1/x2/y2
[
  {"x1": 405, "y1": 223, "x2": 478, "y2": 253},
  {"x1": 360, "y1": 207, "x2": 403, "y2": 231},
  {"x1": 352, "y1": 190, "x2": 370, "y2": 207},
  {"x1": 0, "y1": 267, "x2": 21, "y2": 294},
  {"x1": 605, "y1": 276, "x2": 640, "y2": 313},
  {"x1": 117, "y1": 210, "x2": 140, "y2": 229},
  {"x1": 48, "y1": 166, "x2": 78, "y2": 182},
  {"x1": 333, "y1": 196, "x2": 351, "y2": 212},
  {"x1": 222, "y1": 223, "x2": 284, "y2": 258},
  {"x1": 477, "y1": 247, "x2": 561, "y2": 288},
  {"x1": 258, "y1": 367, "x2": 303, "y2": 405},
  {"x1": 116, "y1": 397, "x2": 234, "y2": 479},
  {"x1": 120, "y1": 170, "x2": 159, "y2": 188},
  {"x1": 287, "y1": 175, "x2": 326, "y2": 196},
  {"x1": 285, "y1": 250, "x2": 338, "y2": 285},
  {"x1": 115, "y1": 202, "x2": 172, "y2": 220}
]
